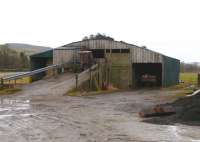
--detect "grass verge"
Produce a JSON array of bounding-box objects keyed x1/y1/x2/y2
[
  {"x1": 169, "y1": 73, "x2": 198, "y2": 98},
  {"x1": 0, "y1": 88, "x2": 22, "y2": 95},
  {"x1": 65, "y1": 87, "x2": 120, "y2": 97}
]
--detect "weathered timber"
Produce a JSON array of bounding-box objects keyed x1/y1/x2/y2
[
  {"x1": 0, "y1": 78, "x2": 3, "y2": 89},
  {"x1": 139, "y1": 105, "x2": 176, "y2": 118}
]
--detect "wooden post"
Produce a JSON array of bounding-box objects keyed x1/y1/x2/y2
[
  {"x1": 97, "y1": 64, "x2": 100, "y2": 85},
  {"x1": 9, "y1": 80, "x2": 11, "y2": 88},
  {"x1": 198, "y1": 73, "x2": 200, "y2": 87},
  {"x1": 14, "y1": 79, "x2": 16, "y2": 88},
  {"x1": 106, "y1": 65, "x2": 108, "y2": 86},
  {"x1": 0, "y1": 78, "x2": 3, "y2": 89},
  {"x1": 61, "y1": 66, "x2": 64, "y2": 73},
  {"x1": 89, "y1": 67, "x2": 92, "y2": 90},
  {"x1": 53, "y1": 68, "x2": 57, "y2": 77},
  {"x1": 53, "y1": 68, "x2": 55, "y2": 76},
  {"x1": 75, "y1": 74, "x2": 78, "y2": 90}
]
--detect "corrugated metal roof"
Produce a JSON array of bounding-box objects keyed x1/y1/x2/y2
[
  {"x1": 30, "y1": 49, "x2": 53, "y2": 58},
  {"x1": 56, "y1": 39, "x2": 179, "y2": 62}
]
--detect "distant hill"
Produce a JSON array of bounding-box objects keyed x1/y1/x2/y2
[
  {"x1": 189, "y1": 62, "x2": 200, "y2": 66},
  {"x1": 5, "y1": 43, "x2": 52, "y2": 56},
  {"x1": 181, "y1": 62, "x2": 200, "y2": 73}
]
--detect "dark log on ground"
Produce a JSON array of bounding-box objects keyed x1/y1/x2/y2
[{"x1": 139, "y1": 105, "x2": 176, "y2": 118}]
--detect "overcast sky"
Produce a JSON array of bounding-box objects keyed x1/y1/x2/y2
[{"x1": 0, "y1": 0, "x2": 199, "y2": 62}]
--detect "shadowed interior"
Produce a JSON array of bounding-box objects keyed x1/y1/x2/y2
[{"x1": 133, "y1": 63, "x2": 162, "y2": 87}]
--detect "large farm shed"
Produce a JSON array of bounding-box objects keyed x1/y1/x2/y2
[{"x1": 52, "y1": 39, "x2": 180, "y2": 89}]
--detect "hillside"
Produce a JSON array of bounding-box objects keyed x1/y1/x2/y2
[
  {"x1": 0, "y1": 43, "x2": 51, "y2": 71},
  {"x1": 0, "y1": 45, "x2": 29, "y2": 70},
  {"x1": 6, "y1": 43, "x2": 51, "y2": 56}
]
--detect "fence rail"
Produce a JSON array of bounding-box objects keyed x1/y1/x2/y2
[
  {"x1": 2, "y1": 64, "x2": 60, "y2": 81},
  {"x1": 75, "y1": 64, "x2": 98, "y2": 89},
  {"x1": 0, "y1": 62, "x2": 99, "y2": 89},
  {"x1": 0, "y1": 62, "x2": 73, "y2": 88}
]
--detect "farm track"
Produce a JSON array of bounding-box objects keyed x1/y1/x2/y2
[{"x1": 0, "y1": 73, "x2": 199, "y2": 142}]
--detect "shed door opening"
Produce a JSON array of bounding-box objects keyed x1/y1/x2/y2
[
  {"x1": 31, "y1": 57, "x2": 52, "y2": 81},
  {"x1": 91, "y1": 49, "x2": 105, "y2": 58},
  {"x1": 133, "y1": 63, "x2": 162, "y2": 87}
]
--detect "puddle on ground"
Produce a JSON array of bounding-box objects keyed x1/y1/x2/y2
[
  {"x1": 0, "y1": 113, "x2": 33, "y2": 119},
  {"x1": 0, "y1": 98, "x2": 31, "y2": 118},
  {"x1": 0, "y1": 98, "x2": 30, "y2": 105}
]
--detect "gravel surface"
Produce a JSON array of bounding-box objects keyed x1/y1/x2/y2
[{"x1": 0, "y1": 75, "x2": 200, "y2": 142}]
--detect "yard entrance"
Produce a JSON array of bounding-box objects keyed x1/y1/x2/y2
[{"x1": 133, "y1": 63, "x2": 162, "y2": 88}]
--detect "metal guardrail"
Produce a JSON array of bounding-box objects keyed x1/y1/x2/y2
[
  {"x1": 2, "y1": 63, "x2": 68, "y2": 81},
  {"x1": 0, "y1": 62, "x2": 98, "y2": 89}
]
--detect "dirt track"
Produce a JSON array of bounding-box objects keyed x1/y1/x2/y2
[{"x1": 0, "y1": 75, "x2": 200, "y2": 142}]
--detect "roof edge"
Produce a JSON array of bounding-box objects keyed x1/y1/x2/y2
[{"x1": 57, "y1": 39, "x2": 179, "y2": 61}]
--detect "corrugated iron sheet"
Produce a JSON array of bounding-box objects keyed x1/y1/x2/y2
[
  {"x1": 60, "y1": 40, "x2": 163, "y2": 63},
  {"x1": 162, "y1": 56, "x2": 180, "y2": 87}
]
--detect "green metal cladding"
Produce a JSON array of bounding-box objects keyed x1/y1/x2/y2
[
  {"x1": 162, "y1": 56, "x2": 180, "y2": 87},
  {"x1": 30, "y1": 50, "x2": 53, "y2": 58},
  {"x1": 30, "y1": 50, "x2": 53, "y2": 81}
]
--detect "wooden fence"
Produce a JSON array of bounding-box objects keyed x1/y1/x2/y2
[{"x1": 75, "y1": 64, "x2": 99, "y2": 89}]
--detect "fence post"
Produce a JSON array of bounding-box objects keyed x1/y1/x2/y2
[
  {"x1": 0, "y1": 78, "x2": 3, "y2": 89},
  {"x1": 89, "y1": 67, "x2": 92, "y2": 90},
  {"x1": 53, "y1": 68, "x2": 58, "y2": 77},
  {"x1": 9, "y1": 80, "x2": 11, "y2": 88},
  {"x1": 61, "y1": 66, "x2": 64, "y2": 73},
  {"x1": 75, "y1": 74, "x2": 78, "y2": 90},
  {"x1": 198, "y1": 73, "x2": 200, "y2": 87},
  {"x1": 97, "y1": 64, "x2": 100, "y2": 85}
]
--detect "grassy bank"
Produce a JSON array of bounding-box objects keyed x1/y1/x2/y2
[
  {"x1": 172, "y1": 73, "x2": 198, "y2": 97},
  {"x1": 0, "y1": 72, "x2": 32, "y2": 84},
  {"x1": 180, "y1": 73, "x2": 197, "y2": 86}
]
